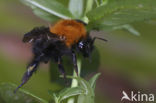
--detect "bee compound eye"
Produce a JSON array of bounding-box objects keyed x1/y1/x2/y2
[{"x1": 79, "y1": 41, "x2": 84, "y2": 49}]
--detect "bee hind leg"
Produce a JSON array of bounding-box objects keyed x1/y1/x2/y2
[
  {"x1": 14, "y1": 54, "x2": 43, "y2": 93},
  {"x1": 14, "y1": 63, "x2": 38, "y2": 93}
]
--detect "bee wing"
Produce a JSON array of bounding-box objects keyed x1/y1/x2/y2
[
  {"x1": 22, "y1": 27, "x2": 49, "y2": 43},
  {"x1": 46, "y1": 33, "x2": 62, "y2": 42},
  {"x1": 23, "y1": 32, "x2": 36, "y2": 43}
]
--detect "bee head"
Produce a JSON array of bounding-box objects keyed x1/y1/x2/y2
[{"x1": 78, "y1": 36, "x2": 107, "y2": 58}]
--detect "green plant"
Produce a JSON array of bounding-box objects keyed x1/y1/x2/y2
[
  {"x1": 0, "y1": 73, "x2": 100, "y2": 103},
  {"x1": 21, "y1": 0, "x2": 156, "y2": 35},
  {"x1": 1, "y1": 0, "x2": 156, "y2": 103}
]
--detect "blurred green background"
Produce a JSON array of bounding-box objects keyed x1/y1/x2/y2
[{"x1": 0, "y1": 0, "x2": 156, "y2": 103}]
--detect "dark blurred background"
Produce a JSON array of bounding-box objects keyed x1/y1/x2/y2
[{"x1": 0, "y1": 0, "x2": 156, "y2": 103}]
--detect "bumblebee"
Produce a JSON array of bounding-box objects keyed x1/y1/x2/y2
[{"x1": 14, "y1": 19, "x2": 107, "y2": 92}]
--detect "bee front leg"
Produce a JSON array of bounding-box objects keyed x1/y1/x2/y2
[{"x1": 71, "y1": 51, "x2": 79, "y2": 76}]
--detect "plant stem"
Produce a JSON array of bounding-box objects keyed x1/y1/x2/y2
[{"x1": 67, "y1": 59, "x2": 82, "y2": 103}]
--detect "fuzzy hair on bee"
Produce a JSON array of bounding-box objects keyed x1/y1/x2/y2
[{"x1": 14, "y1": 19, "x2": 107, "y2": 93}]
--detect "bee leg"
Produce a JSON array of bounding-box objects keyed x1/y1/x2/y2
[
  {"x1": 72, "y1": 51, "x2": 79, "y2": 76},
  {"x1": 57, "y1": 57, "x2": 66, "y2": 81},
  {"x1": 14, "y1": 54, "x2": 43, "y2": 93},
  {"x1": 14, "y1": 63, "x2": 38, "y2": 93}
]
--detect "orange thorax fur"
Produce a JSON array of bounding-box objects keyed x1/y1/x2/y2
[{"x1": 50, "y1": 20, "x2": 87, "y2": 47}]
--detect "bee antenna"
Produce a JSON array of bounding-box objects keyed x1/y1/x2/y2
[{"x1": 92, "y1": 37, "x2": 107, "y2": 44}]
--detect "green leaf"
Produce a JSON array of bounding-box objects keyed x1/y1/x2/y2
[
  {"x1": 95, "y1": 0, "x2": 100, "y2": 7},
  {"x1": 0, "y1": 83, "x2": 48, "y2": 103},
  {"x1": 33, "y1": 7, "x2": 59, "y2": 22},
  {"x1": 55, "y1": 0, "x2": 70, "y2": 7},
  {"x1": 22, "y1": 0, "x2": 73, "y2": 20},
  {"x1": 77, "y1": 94, "x2": 94, "y2": 103},
  {"x1": 71, "y1": 76, "x2": 95, "y2": 103},
  {"x1": 89, "y1": 73, "x2": 101, "y2": 90},
  {"x1": 85, "y1": 0, "x2": 94, "y2": 14},
  {"x1": 76, "y1": 77, "x2": 95, "y2": 103},
  {"x1": 100, "y1": 0, "x2": 108, "y2": 6},
  {"x1": 49, "y1": 87, "x2": 84, "y2": 102},
  {"x1": 48, "y1": 91, "x2": 59, "y2": 103},
  {"x1": 68, "y1": 0, "x2": 84, "y2": 18},
  {"x1": 57, "y1": 74, "x2": 100, "y2": 103},
  {"x1": 114, "y1": 24, "x2": 141, "y2": 36},
  {"x1": 95, "y1": 0, "x2": 108, "y2": 7},
  {"x1": 58, "y1": 87, "x2": 84, "y2": 101},
  {"x1": 64, "y1": 75, "x2": 96, "y2": 103},
  {"x1": 62, "y1": 75, "x2": 97, "y2": 103},
  {"x1": 87, "y1": 0, "x2": 156, "y2": 30},
  {"x1": 90, "y1": 23, "x2": 141, "y2": 35}
]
